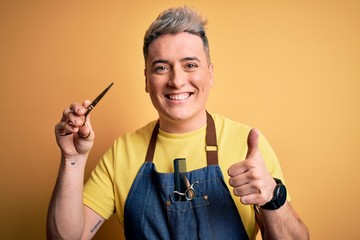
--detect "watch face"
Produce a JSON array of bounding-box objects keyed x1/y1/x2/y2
[
  {"x1": 277, "y1": 185, "x2": 287, "y2": 206},
  {"x1": 261, "y1": 179, "x2": 287, "y2": 210}
]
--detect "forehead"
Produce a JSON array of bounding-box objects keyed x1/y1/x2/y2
[{"x1": 147, "y1": 32, "x2": 206, "y2": 62}]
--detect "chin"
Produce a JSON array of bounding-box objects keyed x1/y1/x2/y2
[
  {"x1": 167, "y1": 112, "x2": 189, "y2": 121},
  {"x1": 166, "y1": 108, "x2": 204, "y2": 122},
  {"x1": 159, "y1": 109, "x2": 188, "y2": 121}
]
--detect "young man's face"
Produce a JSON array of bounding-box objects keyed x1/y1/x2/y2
[{"x1": 144, "y1": 32, "x2": 214, "y2": 132}]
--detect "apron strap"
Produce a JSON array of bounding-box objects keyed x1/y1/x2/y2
[
  {"x1": 145, "y1": 111, "x2": 218, "y2": 165},
  {"x1": 205, "y1": 111, "x2": 218, "y2": 165},
  {"x1": 145, "y1": 121, "x2": 159, "y2": 163}
]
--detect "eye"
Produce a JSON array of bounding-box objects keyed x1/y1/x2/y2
[
  {"x1": 153, "y1": 65, "x2": 169, "y2": 74},
  {"x1": 185, "y1": 63, "x2": 198, "y2": 71}
]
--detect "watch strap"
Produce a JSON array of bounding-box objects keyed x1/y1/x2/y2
[{"x1": 260, "y1": 178, "x2": 287, "y2": 210}]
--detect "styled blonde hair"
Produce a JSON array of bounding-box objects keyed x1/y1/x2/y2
[{"x1": 143, "y1": 6, "x2": 211, "y2": 64}]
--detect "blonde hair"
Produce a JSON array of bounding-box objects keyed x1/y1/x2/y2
[{"x1": 143, "y1": 6, "x2": 211, "y2": 64}]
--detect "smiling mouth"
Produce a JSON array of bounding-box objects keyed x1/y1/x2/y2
[{"x1": 166, "y1": 93, "x2": 192, "y2": 100}]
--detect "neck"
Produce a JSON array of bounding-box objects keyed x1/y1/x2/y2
[{"x1": 158, "y1": 111, "x2": 207, "y2": 134}]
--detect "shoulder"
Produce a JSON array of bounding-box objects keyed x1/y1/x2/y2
[
  {"x1": 210, "y1": 113, "x2": 273, "y2": 149},
  {"x1": 209, "y1": 112, "x2": 278, "y2": 163},
  {"x1": 114, "y1": 120, "x2": 158, "y2": 146},
  {"x1": 210, "y1": 113, "x2": 251, "y2": 139},
  {"x1": 208, "y1": 113, "x2": 251, "y2": 164},
  {"x1": 106, "y1": 120, "x2": 158, "y2": 166}
]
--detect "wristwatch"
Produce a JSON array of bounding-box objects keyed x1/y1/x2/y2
[{"x1": 260, "y1": 178, "x2": 287, "y2": 210}]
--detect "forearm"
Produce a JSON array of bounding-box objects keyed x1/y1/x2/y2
[
  {"x1": 256, "y1": 202, "x2": 309, "y2": 240},
  {"x1": 46, "y1": 156, "x2": 87, "y2": 240}
]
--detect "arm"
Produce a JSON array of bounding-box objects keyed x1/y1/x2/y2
[
  {"x1": 228, "y1": 129, "x2": 309, "y2": 240},
  {"x1": 46, "y1": 101, "x2": 105, "y2": 240},
  {"x1": 255, "y1": 202, "x2": 309, "y2": 239}
]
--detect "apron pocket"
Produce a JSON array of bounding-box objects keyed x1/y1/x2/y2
[{"x1": 166, "y1": 195, "x2": 216, "y2": 240}]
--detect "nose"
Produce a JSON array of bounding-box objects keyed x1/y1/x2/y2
[{"x1": 168, "y1": 66, "x2": 185, "y2": 88}]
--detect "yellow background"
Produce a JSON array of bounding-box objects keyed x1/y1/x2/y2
[{"x1": 1, "y1": 1, "x2": 359, "y2": 239}]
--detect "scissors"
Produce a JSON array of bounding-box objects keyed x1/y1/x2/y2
[
  {"x1": 61, "y1": 82, "x2": 113, "y2": 136},
  {"x1": 83, "y1": 82, "x2": 113, "y2": 118},
  {"x1": 170, "y1": 178, "x2": 199, "y2": 202}
]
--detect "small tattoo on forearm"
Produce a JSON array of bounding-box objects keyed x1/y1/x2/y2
[{"x1": 90, "y1": 220, "x2": 102, "y2": 233}]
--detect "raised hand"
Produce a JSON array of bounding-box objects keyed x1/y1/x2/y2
[
  {"x1": 228, "y1": 128, "x2": 276, "y2": 206},
  {"x1": 55, "y1": 100, "x2": 95, "y2": 161}
]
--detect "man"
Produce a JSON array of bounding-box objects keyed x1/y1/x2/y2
[{"x1": 47, "y1": 6, "x2": 309, "y2": 240}]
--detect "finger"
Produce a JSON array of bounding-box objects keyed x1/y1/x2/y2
[
  {"x1": 67, "y1": 112, "x2": 87, "y2": 128},
  {"x1": 240, "y1": 193, "x2": 262, "y2": 205},
  {"x1": 78, "y1": 116, "x2": 94, "y2": 139},
  {"x1": 56, "y1": 108, "x2": 74, "y2": 135},
  {"x1": 227, "y1": 161, "x2": 248, "y2": 177},
  {"x1": 246, "y1": 128, "x2": 260, "y2": 158},
  {"x1": 83, "y1": 99, "x2": 92, "y2": 108},
  {"x1": 70, "y1": 100, "x2": 92, "y2": 126},
  {"x1": 70, "y1": 103, "x2": 86, "y2": 116},
  {"x1": 60, "y1": 107, "x2": 72, "y2": 123},
  {"x1": 71, "y1": 100, "x2": 92, "y2": 115},
  {"x1": 62, "y1": 121, "x2": 73, "y2": 133},
  {"x1": 60, "y1": 121, "x2": 80, "y2": 136},
  {"x1": 56, "y1": 101, "x2": 92, "y2": 136},
  {"x1": 68, "y1": 100, "x2": 91, "y2": 126},
  {"x1": 240, "y1": 188, "x2": 270, "y2": 206},
  {"x1": 232, "y1": 183, "x2": 260, "y2": 199},
  {"x1": 55, "y1": 121, "x2": 67, "y2": 135},
  {"x1": 233, "y1": 183, "x2": 269, "y2": 206},
  {"x1": 228, "y1": 172, "x2": 250, "y2": 188},
  {"x1": 80, "y1": 100, "x2": 92, "y2": 126}
]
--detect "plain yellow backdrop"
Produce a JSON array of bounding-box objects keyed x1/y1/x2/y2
[{"x1": 1, "y1": 1, "x2": 359, "y2": 239}]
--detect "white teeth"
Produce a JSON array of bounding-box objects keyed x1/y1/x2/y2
[{"x1": 168, "y1": 93, "x2": 190, "y2": 100}]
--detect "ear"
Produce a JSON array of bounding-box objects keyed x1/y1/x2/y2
[
  {"x1": 209, "y1": 64, "x2": 214, "y2": 88},
  {"x1": 144, "y1": 68, "x2": 149, "y2": 93}
]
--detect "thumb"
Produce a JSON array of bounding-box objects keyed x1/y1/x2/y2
[{"x1": 246, "y1": 128, "x2": 260, "y2": 158}]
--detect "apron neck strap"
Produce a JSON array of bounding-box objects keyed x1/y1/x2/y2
[{"x1": 145, "y1": 111, "x2": 218, "y2": 165}]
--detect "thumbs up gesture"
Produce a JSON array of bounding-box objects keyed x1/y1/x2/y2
[{"x1": 228, "y1": 128, "x2": 276, "y2": 206}]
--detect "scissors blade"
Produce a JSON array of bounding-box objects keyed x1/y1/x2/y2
[{"x1": 85, "y1": 82, "x2": 113, "y2": 117}]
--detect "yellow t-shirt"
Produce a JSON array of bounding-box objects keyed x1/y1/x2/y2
[{"x1": 83, "y1": 113, "x2": 286, "y2": 239}]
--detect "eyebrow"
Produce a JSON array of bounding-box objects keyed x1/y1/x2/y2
[
  {"x1": 151, "y1": 56, "x2": 201, "y2": 66},
  {"x1": 151, "y1": 59, "x2": 169, "y2": 66},
  {"x1": 182, "y1": 56, "x2": 201, "y2": 62}
]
